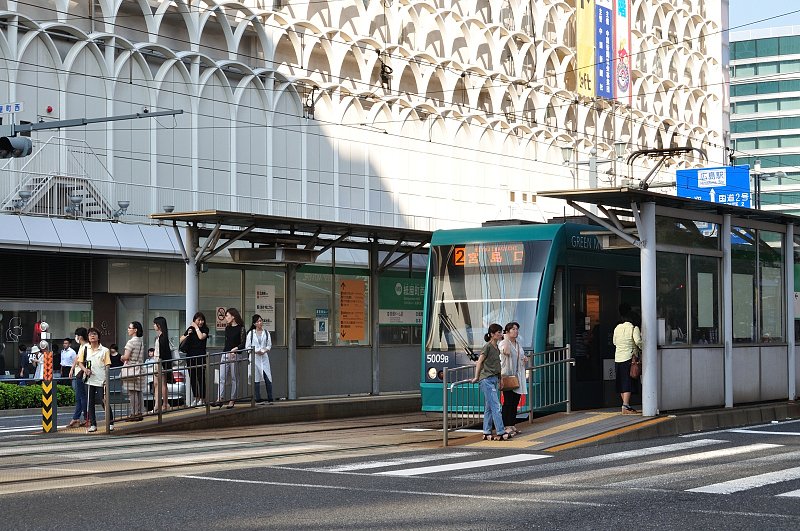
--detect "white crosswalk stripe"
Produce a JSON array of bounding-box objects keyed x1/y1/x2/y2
[
  {"x1": 456, "y1": 438, "x2": 726, "y2": 480},
  {"x1": 687, "y1": 465, "x2": 800, "y2": 494},
  {"x1": 377, "y1": 454, "x2": 551, "y2": 477},
  {"x1": 309, "y1": 452, "x2": 479, "y2": 473}
]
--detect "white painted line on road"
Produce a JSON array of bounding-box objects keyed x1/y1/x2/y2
[
  {"x1": 728, "y1": 429, "x2": 800, "y2": 436},
  {"x1": 377, "y1": 454, "x2": 550, "y2": 477},
  {"x1": 0, "y1": 426, "x2": 42, "y2": 433},
  {"x1": 313, "y1": 452, "x2": 478, "y2": 473},
  {"x1": 777, "y1": 489, "x2": 800, "y2": 498},
  {"x1": 456, "y1": 438, "x2": 727, "y2": 480},
  {"x1": 654, "y1": 443, "x2": 782, "y2": 466},
  {"x1": 180, "y1": 474, "x2": 611, "y2": 507},
  {"x1": 687, "y1": 465, "x2": 800, "y2": 494},
  {"x1": 681, "y1": 418, "x2": 800, "y2": 437}
]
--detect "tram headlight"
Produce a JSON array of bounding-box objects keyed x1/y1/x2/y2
[{"x1": 427, "y1": 367, "x2": 438, "y2": 380}]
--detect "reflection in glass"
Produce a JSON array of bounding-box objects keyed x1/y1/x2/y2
[{"x1": 657, "y1": 252, "x2": 687, "y2": 344}]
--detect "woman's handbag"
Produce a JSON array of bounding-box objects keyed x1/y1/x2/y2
[
  {"x1": 500, "y1": 374, "x2": 520, "y2": 391},
  {"x1": 629, "y1": 355, "x2": 642, "y2": 379}
]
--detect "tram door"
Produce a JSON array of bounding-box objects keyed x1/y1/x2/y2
[{"x1": 569, "y1": 268, "x2": 620, "y2": 409}]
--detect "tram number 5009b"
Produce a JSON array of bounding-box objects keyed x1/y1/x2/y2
[{"x1": 425, "y1": 353, "x2": 451, "y2": 381}]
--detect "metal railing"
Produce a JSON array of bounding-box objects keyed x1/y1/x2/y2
[
  {"x1": 103, "y1": 348, "x2": 258, "y2": 432},
  {"x1": 442, "y1": 344, "x2": 574, "y2": 446},
  {"x1": 441, "y1": 364, "x2": 482, "y2": 446},
  {"x1": 526, "y1": 345, "x2": 574, "y2": 418}
]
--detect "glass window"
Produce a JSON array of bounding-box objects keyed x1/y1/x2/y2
[
  {"x1": 734, "y1": 65, "x2": 756, "y2": 78},
  {"x1": 378, "y1": 274, "x2": 424, "y2": 346},
  {"x1": 657, "y1": 252, "x2": 687, "y2": 345},
  {"x1": 732, "y1": 40, "x2": 756, "y2": 60},
  {"x1": 732, "y1": 227, "x2": 757, "y2": 342},
  {"x1": 759, "y1": 62, "x2": 779, "y2": 75},
  {"x1": 781, "y1": 97, "x2": 800, "y2": 110},
  {"x1": 656, "y1": 216, "x2": 719, "y2": 250},
  {"x1": 758, "y1": 100, "x2": 778, "y2": 113},
  {"x1": 781, "y1": 35, "x2": 800, "y2": 55},
  {"x1": 758, "y1": 38, "x2": 780, "y2": 56},
  {"x1": 759, "y1": 137, "x2": 780, "y2": 149},
  {"x1": 759, "y1": 230, "x2": 784, "y2": 342},
  {"x1": 782, "y1": 135, "x2": 800, "y2": 148},
  {"x1": 781, "y1": 61, "x2": 800, "y2": 74},
  {"x1": 296, "y1": 266, "x2": 333, "y2": 346},
  {"x1": 244, "y1": 269, "x2": 285, "y2": 346},
  {"x1": 690, "y1": 255, "x2": 720, "y2": 344},
  {"x1": 734, "y1": 138, "x2": 757, "y2": 151},
  {"x1": 733, "y1": 101, "x2": 757, "y2": 114},
  {"x1": 200, "y1": 267, "x2": 242, "y2": 350}
]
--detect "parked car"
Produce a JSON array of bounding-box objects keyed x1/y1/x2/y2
[{"x1": 143, "y1": 362, "x2": 187, "y2": 409}]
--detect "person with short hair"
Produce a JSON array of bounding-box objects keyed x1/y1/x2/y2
[
  {"x1": 16, "y1": 344, "x2": 29, "y2": 379},
  {"x1": 76, "y1": 327, "x2": 114, "y2": 433},
  {"x1": 613, "y1": 303, "x2": 642, "y2": 415},
  {"x1": 60, "y1": 338, "x2": 76, "y2": 379}
]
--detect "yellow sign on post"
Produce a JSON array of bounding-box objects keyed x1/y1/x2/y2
[
  {"x1": 339, "y1": 279, "x2": 366, "y2": 341},
  {"x1": 41, "y1": 351, "x2": 56, "y2": 433}
]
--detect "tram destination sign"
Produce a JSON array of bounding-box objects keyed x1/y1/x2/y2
[{"x1": 676, "y1": 165, "x2": 751, "y2": 208}]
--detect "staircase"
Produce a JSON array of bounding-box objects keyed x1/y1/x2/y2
[{"x1": 1, "y1": 136, "x2": 115, "y2": 219}]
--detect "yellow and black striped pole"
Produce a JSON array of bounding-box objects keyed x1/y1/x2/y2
[{"x1": 41, "y1": 350, "x2": 57, "y2": 433}]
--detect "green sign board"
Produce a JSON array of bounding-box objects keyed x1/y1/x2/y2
[{"x1": 379, "y1": 277, "x2": 424, "y2": 325}]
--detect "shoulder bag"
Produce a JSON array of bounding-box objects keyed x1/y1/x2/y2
[
  {"x1": 500, "y1": 342, "x2": 521, "y2": 391},
  {"x1": 629, "y1": 325, "x2": 642, "y2": 379}
]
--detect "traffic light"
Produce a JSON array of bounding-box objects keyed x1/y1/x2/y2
[{"x1": 0, "y1": 135, "x2": 33, "y2": 158}]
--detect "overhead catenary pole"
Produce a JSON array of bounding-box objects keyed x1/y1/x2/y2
[{"x1": 0, "y1": 109, "x2": 184, "y2": 137}]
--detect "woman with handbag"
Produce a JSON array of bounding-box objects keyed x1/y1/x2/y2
[
  {"x1": 470, "y1": 323, "x2": 511, "y2": 441},
  {"x1": 612, "y1": 303, "x2": 642, "y2": 415},
  {"x1": 499, "y1": 321, "x2": 527, "y2": 436},
  {"x1": 76, "y1": 327, "x2": 114, "y2": 433},
  {"x1": 180, "y1": 312, "x2": 209, "y2": 407},
  {"x1": 218, "y1": 308, "x2": 245, "y2": 409}
]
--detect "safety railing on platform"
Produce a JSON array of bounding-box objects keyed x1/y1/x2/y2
[
  {"x1": 103, "y1": 348, "x2": 258, "y2": 433},
  {"x1": 526, "y1": 345, "x2": 574, "y2": 418},
  {"x1": 442, "y1": 364, "x2": 482, "y2": 447},
  {"x1": 442, "y1": 344, "x2": 574, "y2": 446}
]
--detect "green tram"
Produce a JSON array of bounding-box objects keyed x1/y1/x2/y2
[{"x1": 421, "y1": 221, "x2": 640, "y2": 413}]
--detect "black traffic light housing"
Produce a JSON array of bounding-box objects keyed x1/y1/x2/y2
[{"x1": 0, "y1": 135, "x2": 33, "y2": 158}]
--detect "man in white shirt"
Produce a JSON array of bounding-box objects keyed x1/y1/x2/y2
[{"x1": 60, "y1": 338, "x2": 77, "y2": 378}]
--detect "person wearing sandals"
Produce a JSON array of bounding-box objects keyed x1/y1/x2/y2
[
  {"x1": 219, "y1": 308, "x2": 245, "y2": 409},
  {"x1": 66, "y1": 328, "x2": 89, "y2": 428},
  {"x1": 121, "y1": 321, "x2": 145, "y2": 421},
  {"x1": 470, "y1": 323, "x2": 512, "y2": 441},
  {"x1": 77, "y1": 327, "x2": 114, "y2": 433},
  {"x1": 246, "y1": 314, "x2": 273, "y2": 404},
  {"x1": 613, "y1": 303, "x2": 642, "y2": 415},
  {"x1": 499, "y1": 321, "x2": 527, "y2": 436},
  {"x1": 152, "y1": 316, "x2": 174, "y2": 413}
]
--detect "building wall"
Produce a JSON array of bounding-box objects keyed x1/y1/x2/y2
[
  {"x1": 0, "y1": 0, "x2": 726, "y2": 226},
  {"x1": 730, "y1": 27, "x2": 800, "y2": 214}
]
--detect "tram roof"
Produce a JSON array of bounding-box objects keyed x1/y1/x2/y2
[
  {"x1": 149, "y1": 209, "x2": 432, "y2": 252},
  {"x1": 539, "y1": 187, "x2": 800, "y2": 227}
]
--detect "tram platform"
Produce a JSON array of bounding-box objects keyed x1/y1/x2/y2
[{"x1": 12, "y1": 397, "x2": 799, "y2": 451}]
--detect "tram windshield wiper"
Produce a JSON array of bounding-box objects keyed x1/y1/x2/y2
[{"x1": 438, "y1": 294, "x2": 477, "y2": 361}]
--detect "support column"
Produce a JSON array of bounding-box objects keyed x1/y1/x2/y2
[
  {"x1": 722, "y1": 214, "x2": 733, "y2": 407},
  {"x1": 370, "y1": 241, "x2": 380, "y2": 395},
  {"x1": 639, "y1": 201, "x2": 659, "y2": 416},
  {"x1": 786, "y1": 224, "x2": 796, "y2": 400},
  {"x1": 185, "y1": 225, "x2": 199, "y2": 322},
  {"x1": 287, "y1": 264, "x2": 297, "y2": 400}
]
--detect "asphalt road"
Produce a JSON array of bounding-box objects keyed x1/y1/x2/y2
[{"x1": 1, "y1": 417, "x2": 799, "y2": 529}]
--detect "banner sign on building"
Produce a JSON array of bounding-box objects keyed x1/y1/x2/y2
[
  {"x1": 614, "y1": 0, "x2": 632, "y2": 105},
  {"x1": 576, "y1": 0, "x2": 596, "y2": 98},
  {"x1": 676, "y1": 165, "x2": 752, "y2": 207},
  {"x1": 255, "y1": 284, "x2": 275, "y2": 331},
  {"x1": 595, "y1": 0, "x2": 614, "y2": 99},
  {"x1": 379, "y1": 277, "x2": 424, "y2": 325}
]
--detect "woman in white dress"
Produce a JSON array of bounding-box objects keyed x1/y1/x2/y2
[{"x1": 246, "y1": 314, "x2": 273, "y2": 404}]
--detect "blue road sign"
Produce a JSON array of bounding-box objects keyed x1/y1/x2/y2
[{"x1": 676, "y1": 165, "x2": 752, "y2": 208}]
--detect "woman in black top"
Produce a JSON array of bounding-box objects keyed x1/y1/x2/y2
[
  {"x1": 219, "y1": 308, "x2": 245, "y2": 409},
  {"x1": 180, "y1": 312, "x2": 209, "y2": 406},
  {"x1": 152, "y1": 316, "x2": 173, "y2": 413}
]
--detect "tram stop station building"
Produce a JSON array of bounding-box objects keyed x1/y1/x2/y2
[{"x1": 541, "y1": 188, "x2": 800, "y2": 417}]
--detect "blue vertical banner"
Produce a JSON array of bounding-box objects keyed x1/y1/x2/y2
[
  {"x1": 596, "y1": 0, "x2": 614, "y2": 99},
  {"x1": 676, "y1": 165, "x2": 752, "y2": 207}
]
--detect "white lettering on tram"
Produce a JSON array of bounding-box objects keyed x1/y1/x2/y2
[{"x1": 570, "y1": 235, "x2": 602, "y2": 250}]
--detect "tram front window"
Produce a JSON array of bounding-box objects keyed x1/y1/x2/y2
[{"x1": 426, "y1": 241, "x2": 550, "y2": 365}]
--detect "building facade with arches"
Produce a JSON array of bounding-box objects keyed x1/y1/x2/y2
[{"x1": 0, "y1": 0, "x2": 728, "y2": 397}]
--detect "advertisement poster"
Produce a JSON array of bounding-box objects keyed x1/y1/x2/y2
[
  {"x1": 576, "y1": 0, "x2": 596, "y2": 97},
  {"x1": 255, "y1": 284, "x2": 275, "y2": 331},
  {"x1": 339, "y1": 279, "x2": 366, "y2": 340},
  {"x1": 315, "y1": 308, "x2": 329, "y2": 342},
  {"x1": 614, "y1": 0, "x2": 632, "y2": 105},
  {"x1": 379, "y1": 277, "x2": 424, "y2": 325},
  {"x1": 595, "y1": 0, "x2": 614, "y2": 99}
]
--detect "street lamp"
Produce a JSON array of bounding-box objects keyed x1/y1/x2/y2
[
  {"x1": 751, "y1": 159, "x2": 786, "y2": 210},
  {"x1": 561, "y1": 144, "x2": 626, "y2": 189}
]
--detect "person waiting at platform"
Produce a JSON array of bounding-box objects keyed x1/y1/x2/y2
[{"x1": 77, "y1": 327, "x2": 114, "y2": 433}]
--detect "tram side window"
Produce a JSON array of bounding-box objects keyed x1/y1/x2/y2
[
  {"x1": 759, "y1": 230, "x2": 784, "y2": 342},
  {"x1": 657, "y1": 252, "x2": 688, "y2": 345}
]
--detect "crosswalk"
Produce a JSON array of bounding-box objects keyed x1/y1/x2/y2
[{"x1": 286, "y1": 438, "x2": 800, "y2": 498}]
